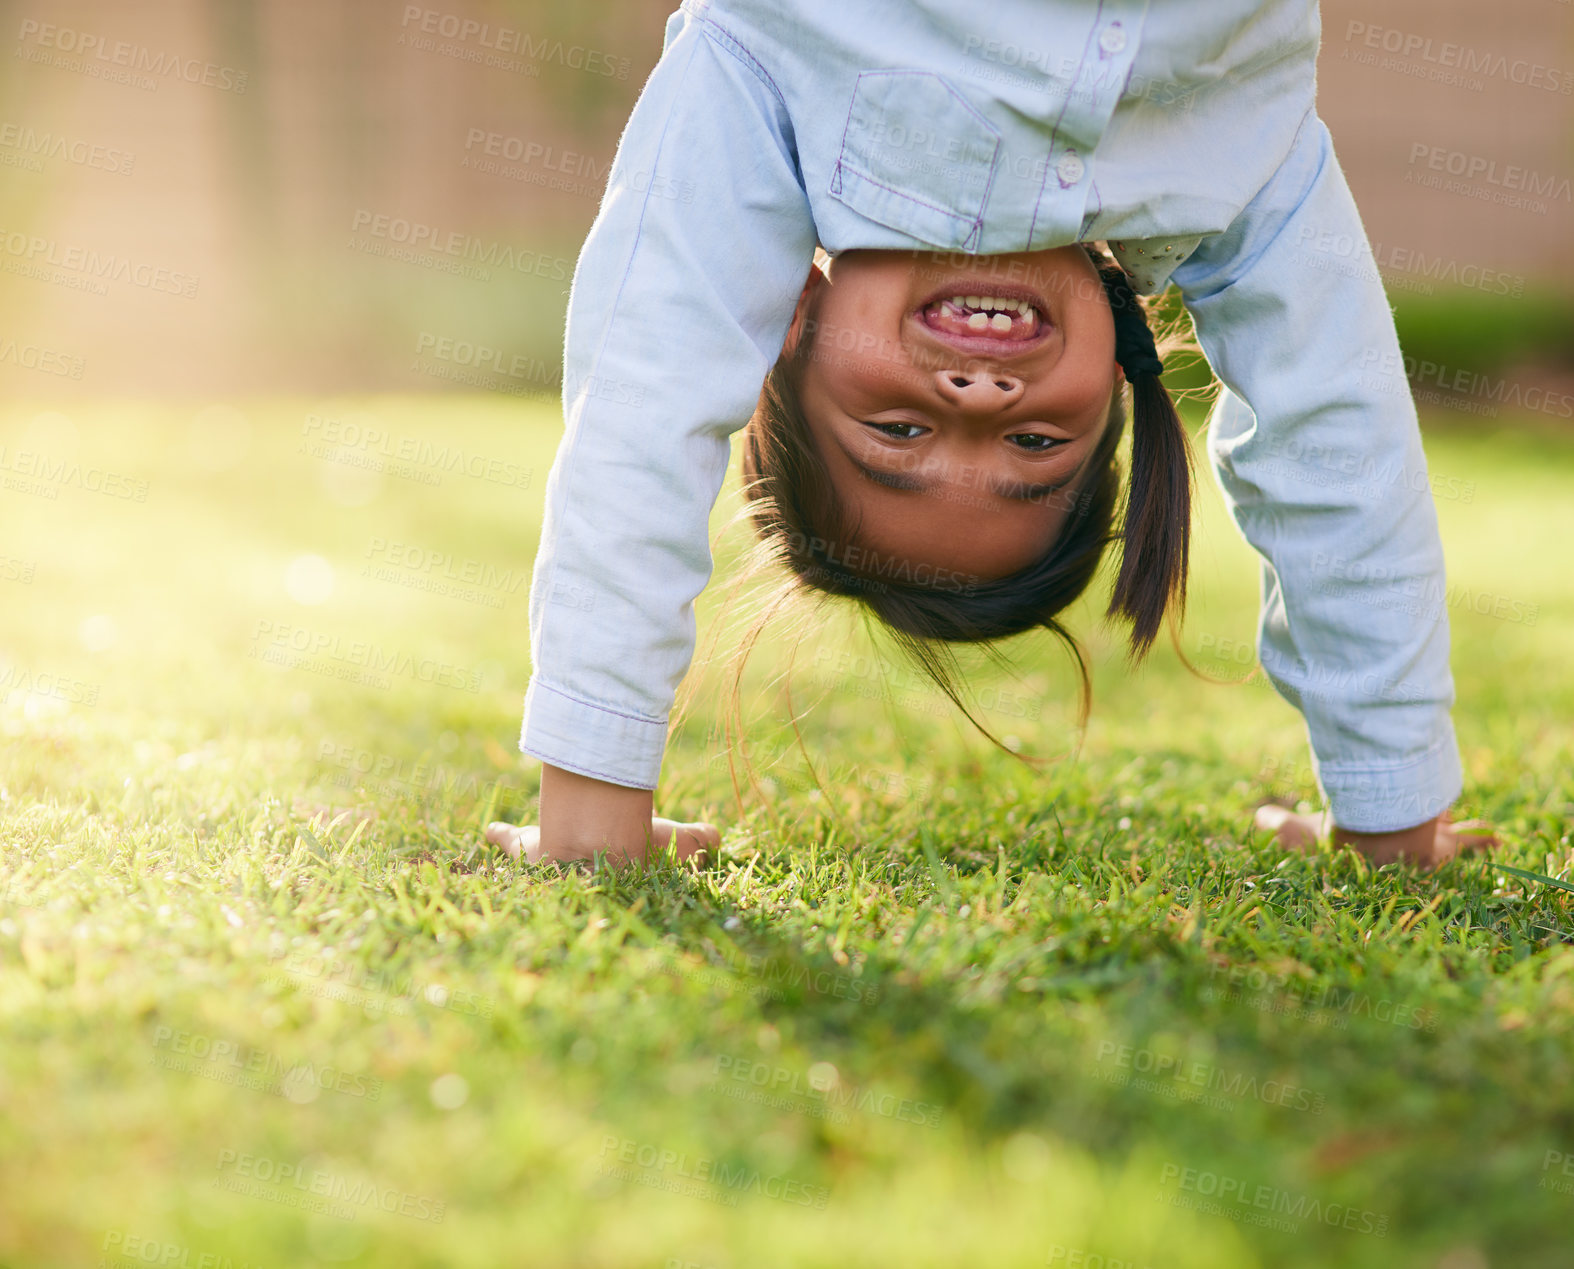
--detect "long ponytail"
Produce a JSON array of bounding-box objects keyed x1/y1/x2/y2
[{"x1": 1095, "y1": 261, "x2": 1193, "y2": 656}]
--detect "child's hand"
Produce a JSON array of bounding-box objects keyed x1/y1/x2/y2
[
  {"x1": 484, "y1": 763, "x2": 717, "y2": 868},
  {"x1": 1253, "y1": 805, "x2": 1497, "y2": 869},
  {"x1": 484, "y1": 818, "x2": 717, "y2": 867}
]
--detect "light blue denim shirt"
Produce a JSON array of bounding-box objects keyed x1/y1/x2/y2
[{"x1": 520, "y1": 0, "x2": 1463, "y2": 834}]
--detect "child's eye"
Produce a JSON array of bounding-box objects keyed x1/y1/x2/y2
[
  {"x1": 863, "y1": 421, "x2": 926, "y2": 440},
  {"x1": 1009, "y1": 433, "x2": 1062, "y2": 452}
]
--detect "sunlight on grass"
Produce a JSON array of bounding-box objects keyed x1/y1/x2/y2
[{"x1": 2, "y1": 396, "x2": 1572, "y2": 1268}]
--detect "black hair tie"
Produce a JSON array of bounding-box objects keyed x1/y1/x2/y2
[{"x1": 1097, "y1": 264, "x2": 1164, "y2": 380}]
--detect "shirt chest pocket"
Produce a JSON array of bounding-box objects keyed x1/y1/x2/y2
[{"x1": 829, "y1": 71, "x2": 1001, "y2": 251}]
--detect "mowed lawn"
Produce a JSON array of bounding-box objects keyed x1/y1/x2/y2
[{"x1": 1, "y1": 394, "x2": 1572, "y2": 1269}]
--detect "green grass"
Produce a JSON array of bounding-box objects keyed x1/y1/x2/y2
[{"x1": 2, "y1": 395, "x2": 1572, "y2": 1269}]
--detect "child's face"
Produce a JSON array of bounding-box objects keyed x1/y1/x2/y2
[{"x1": 790, "y1": 246, "x2": 1119, "y2": 584}]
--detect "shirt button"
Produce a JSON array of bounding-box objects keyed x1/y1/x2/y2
[
  {"x1": 1055, "y1": 152, "x2": 1085, "y2": 186},
  {"x1": 1099, "y1": 24, "x2": 1127, "y2": 54}
]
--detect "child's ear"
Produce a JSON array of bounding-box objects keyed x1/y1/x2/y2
[{"x1": 781, "y1": 263, "x2": 825, "y2": 359}]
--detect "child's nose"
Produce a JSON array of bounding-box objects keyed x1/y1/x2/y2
[{"x1": 934, "y1": 367, "x2": 1025, "y2": 411}]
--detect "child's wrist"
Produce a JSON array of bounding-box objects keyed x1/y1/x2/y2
[
  {"x1": 1331, "y1": 815, "x2": 1441, "y2": 861},
  {"x1": 539, "y1": 763, "x2": 656, "y2": 858}
]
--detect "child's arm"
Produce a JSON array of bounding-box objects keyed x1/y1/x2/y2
[
  {"x1": 515, "y1": 8, "x2": 816, "y2": 851},
  {"x1": 1170, "y1": 110, "x2": 1471, "y2": 854}
]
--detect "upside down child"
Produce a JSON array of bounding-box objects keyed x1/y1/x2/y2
[{"x1": 485, "y1": 0, "x2": 1495, "y2": 869}]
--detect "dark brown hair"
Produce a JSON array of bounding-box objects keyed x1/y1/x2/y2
[{"x1": 726, "y1": 243, "x2": 1197, "y2": 750}]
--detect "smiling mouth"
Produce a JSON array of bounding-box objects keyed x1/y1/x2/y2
[
  {"x1": 923, "y1": 293, "x2": 1041, "y2": 338},
  {"x1": 916, "y1": 291, "x2": 1050, "y2": 355}
]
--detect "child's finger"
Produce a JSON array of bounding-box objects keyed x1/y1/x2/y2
[
  {"x1": 661, "y1": 819, "x2": 718, "y2": 864},
  {"x1": 1253, "y1": 803, "x2": 1322, "y2": 850},
  {"x1": 1252, "y1": 803, "x2": 1293, "y2": 832},
  {"x1": 1448, "y1": 820, "x2": 1498, "y2": 853},
  {"x1": 485, "y1": 821, "x2": 539, "y2": 862}
]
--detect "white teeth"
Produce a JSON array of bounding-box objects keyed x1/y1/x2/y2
[{"x1": 941, "y1": 293, "x2": 1036, "y2": 325}]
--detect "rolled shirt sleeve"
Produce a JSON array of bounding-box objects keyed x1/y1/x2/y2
[
  {"x1": 520, "y1": 9, "x2": 817, "y2": 787},
  {"x1": 1172, "y1": 110, "x2": 1463, "y2": 833}
]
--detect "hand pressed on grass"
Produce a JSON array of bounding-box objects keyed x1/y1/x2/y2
[
  {"x1": 484, "y1": 763, "x2": 717, "y2": 867},
  {"x1": 484, "y1": 818, "x2": 717, "y2": 867},
  {"x1": 1254, "y1": 804, "x2": 1497, "y2": 869}
]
